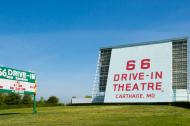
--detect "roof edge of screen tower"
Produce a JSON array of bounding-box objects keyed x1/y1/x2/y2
[{"x1": 100, "y1": 36, "x2": 188, "y2": 49}]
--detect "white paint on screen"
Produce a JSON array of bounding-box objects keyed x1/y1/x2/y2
[{"x1": 104, "y1": 42, "x2": 173, "y2": 103}]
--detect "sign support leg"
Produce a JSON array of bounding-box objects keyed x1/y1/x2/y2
[{"x1": 33, "y1": 94, "x2": 37, "y2": 114}]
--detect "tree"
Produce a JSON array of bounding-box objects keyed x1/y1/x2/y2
[
  {"x1": 0, "y1": 93, "x2": 6, "y2": 105},
  {"x1": 21, "y1": 94, "x2": 32, "y2": 104},
  {"x1": 84, "y1": 96, "x2": 92, "y2": 98},
  {"x1": 4, "y1": 93, "x2": 21, "y2": 105},
  {"x1": 46, "y1": 96, "x2": 59, "y2": 104},
  {"x1": 39, "y1": 96, "x2": 45, "y2": 104}
]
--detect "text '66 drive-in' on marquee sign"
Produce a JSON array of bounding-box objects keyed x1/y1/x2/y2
[
  {"x1": 92, "y1": 37, "x2": 190, "y2": 103},
  {"x1": 0, "y1": 66, "x2": 36, "y2": 95}
]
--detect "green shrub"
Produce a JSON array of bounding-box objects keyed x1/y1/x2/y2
[
  {"x1": 46, "y1": 96, "x2": 59, "y2": 104},
  {"x1": 4, "y1": 93, "x2": 21, "y2": 105}
]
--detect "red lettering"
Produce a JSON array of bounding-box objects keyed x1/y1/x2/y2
[
  {"x1": 113, "y1": 82, "x2": 162, "y2": 92},
  {"x1": 132, "y1": 73, "x2": 138, "y2": 80},
  {"x1": 113, "y1": 84, "x2": 117, "y2": 91},
  {"x1": 155, "y1": 72, "x2": 162, "y2": 79},
  {"x1": 121, "y1": 74, "x2": 127, "y2": 81},
  {"x1": 126, "y1": 60, "x2": 135, "y2": 70},
  {"x1": 118, "y1": 84, "x2": 124, "y2": 91},
  {"x1": 139, "y1": 72, "x2": 144, "y2": 80},
  {"x1": 146, "y1": 93, "x2": 155, "y2": 98},
  {"x1": 132, "y1": 83, "x2": 139, "y2": 90},
  {"x1": 140, "y1": 83, "x2": 147, "y2": 90},
  {"x1": 151, "y1": 71, "x2": 162, "y2": 79},
  {"x1": 148, "y1": 82, "x2": 154, "y2": 90},
  {"x1": 126, "y1": 84, "x2": 131, "y2": 91},
  {"x1": 141, "y1": 59, "x2": 150, "y2": 69},
  {"x1": 156, "y1": 82, "x2": 162, "y2": 90},
  {"x1": 114, "y1": 74, "x2": 120, "y2": 81}
]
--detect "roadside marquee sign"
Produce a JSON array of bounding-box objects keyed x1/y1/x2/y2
[
  {"x1": 0, "y1": 66, "x2": 37, "y2": 114},
  {"x1": 0, "y1": 66, "x2": 36, "y2": 94}
]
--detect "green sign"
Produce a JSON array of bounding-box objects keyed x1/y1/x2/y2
[
  {"x1": 0, "y1": 66, "x2": 36, "y2": 95},
  {"x1": 0, "y1": 66, "x2": 36, "y2": 83},
  {"x1": 0, "y1": 66, "x2": 37, "y2": 114}
]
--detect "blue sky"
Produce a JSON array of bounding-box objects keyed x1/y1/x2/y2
[{"x1": 0, "y1": 0, "x2": 190, "y2": 103}]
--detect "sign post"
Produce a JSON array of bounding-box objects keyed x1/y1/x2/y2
[
  {"x1": 33, "y1": 81, "x2": 37, "y2": 114},
  {"x1": 33, "y1": 94, "x2": 37, "y2": 114}
]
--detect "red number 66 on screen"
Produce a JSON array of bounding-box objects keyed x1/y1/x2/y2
[{"x1": 126, "y1": 59, "x2": 150, "y2": 70}]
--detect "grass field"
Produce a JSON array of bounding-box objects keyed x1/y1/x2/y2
[{"x1": 0, "y1": 105, "x2": 189, "y2": 126}]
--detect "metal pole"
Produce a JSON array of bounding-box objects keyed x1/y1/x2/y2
[{"x1": 33, "y1": 94, "x2": 37, "y2": 114}]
